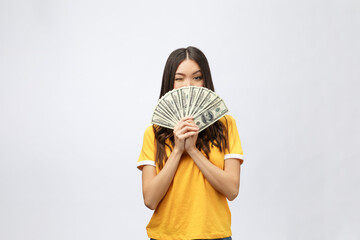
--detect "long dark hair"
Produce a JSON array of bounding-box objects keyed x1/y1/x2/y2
[{"x1": 154, "y1": 46, "x2": 229, "y2": 169}]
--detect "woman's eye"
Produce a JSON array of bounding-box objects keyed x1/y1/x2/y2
[
  {"x1": 194, "y1": 76, "x2": 203, "y2": 81},
  {"x1": 175, "y1": 78, "x2": 183, "y2": 81}
]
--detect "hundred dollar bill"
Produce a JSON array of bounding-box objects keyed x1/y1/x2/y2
[
  {"x1": 162, "y1": 93, "x2": 181, "y2": 121},
  {"x1": 170, "y1": 90, "x2": 182, "y2": 119},
  {"x1": 151, "y1": 114, "x2": 175, "y2": 129},
  {"x1": 153, "y1": 107, "x2": 178, "y2": 125},
  {"x1": 193, "y1": 99, "x2": 229, "y2": 132},
  {"x1": 151, "y1": 86, "x2": 230, "y2": 131},
  {"x1": 156, "y1": 101, "x2": 179, "y2": 124},
  {"x1": 187, "y1": 86, "x2": 199, "y2": 116},
  {"x1": 176, "y1": 89, "x2": 184, "y2": 118},
  {"x1": 196, "y1": 91, "x2": 219, "y2": 114},
  {"x1": 180, "y1": 87, "x2": 190, "y2": 117},
  {"x1": 189, "y1": 87, "x2": 207, "y2": 117}
]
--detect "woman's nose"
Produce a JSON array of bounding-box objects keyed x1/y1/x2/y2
[{"x1": 184, "y1": 78, "x2": 191, "y2": 86}]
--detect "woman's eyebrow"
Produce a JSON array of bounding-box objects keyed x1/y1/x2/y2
[{"x1": 175, "y1": 70, "x2": 202, "y2": 76}]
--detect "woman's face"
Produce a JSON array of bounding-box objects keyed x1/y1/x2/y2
[{"x1": 173, "y1": 59, "x2": 204, "y2": 89}]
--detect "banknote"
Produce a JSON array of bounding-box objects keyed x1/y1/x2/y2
[
  {"x1": 189, "y1": 87, "x2": 206, "y2": 116},
  {"x1": 193, "y1": 99, "x2": 229, "y2": 132},
  {"x1": 151, "y1": 86, "x2": 229, "y2": 131},
  {"x1": 151, "y1": 114, "x2": 175, "y2": 129}
]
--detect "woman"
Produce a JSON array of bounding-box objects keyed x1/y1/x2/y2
[{"x1": 137, "y1": 46, "x2": 244, "y2": 240}]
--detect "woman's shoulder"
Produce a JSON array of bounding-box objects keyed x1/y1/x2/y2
[
  {"x1": 143, "y1": 125, "x2": 155, "y2": 138},
  {"x1": 219, "y1": 114, "x2": 236, "y2": 125}
]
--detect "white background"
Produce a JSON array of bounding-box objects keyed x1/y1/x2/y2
[{"x1": 1, "y1": 0, "x2": 359, "y2": 239}]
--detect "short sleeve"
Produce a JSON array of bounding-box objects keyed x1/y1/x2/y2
[
  {"x1": 137, "y1": 126, "x2": 156, "y2": 170},
  {"x1": 224, "y1": 115, "x2": 244, "y2": 164}
]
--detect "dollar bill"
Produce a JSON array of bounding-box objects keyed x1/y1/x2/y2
[
  {"x1": 157, "y1": 101, "x2": 179, "y2": 123},
  {"x1": 180, "y1": 87, "x2": 190, "y2": 117},
  {"x1": 196, "y1": 91, "x2": 219, "y2": 114},
  {"x1": 189, "y1": 87, "x2": 207, "y2": 117},
  {"x1": 170, "y1": 91, "x2": 182, "y2": 118},
  {"x1": 152, "y1": 114, "x2": 175, "y2": 129},
  {"x1": 193, "y1": 99, "x2": 229, "y2": 132},
  {"x1": 162, "y1": 93, "x2": 181, "y2": 120},
  {"x1": 153, "y1": 106, "x2": 178, "y2": 125},
  {"x1": 187, "y1": 86, "x2": 199, "y2": 116},
  {"x1": 151, "y1": 86, "x2": 229, "y2": 132}
]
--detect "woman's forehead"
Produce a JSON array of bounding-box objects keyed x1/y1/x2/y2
[{"x1": 176, "y1": 59, "x2": 201, "y2": 73}]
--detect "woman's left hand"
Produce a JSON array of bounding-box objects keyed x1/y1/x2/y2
[{"x1": 184, "y1": 119, "x2": 199, "y2": 152}]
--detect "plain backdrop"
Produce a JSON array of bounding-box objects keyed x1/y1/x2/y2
[{"x1": 1, "y1": 0, "x2": 359, "y2": 239}]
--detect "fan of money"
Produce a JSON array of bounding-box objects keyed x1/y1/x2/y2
[{"x1": 151, "y1": 86, "x2": 229, "y2": 132}]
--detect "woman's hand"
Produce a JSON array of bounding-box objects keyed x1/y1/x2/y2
[
  {"x1": 184, "y1": 119, "x2": 199, "y2": 152},
  {"x1": 173, "y1": 117, "x2": 199, "y2": 153}
]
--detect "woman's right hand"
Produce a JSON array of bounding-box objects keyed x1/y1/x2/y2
[{"x1": 173, "y1": 117, "x2": 199, "y2": 153}]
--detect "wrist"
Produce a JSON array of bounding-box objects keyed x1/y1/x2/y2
[
  {"x1": 186, "y1": 147, "x2": 199, "y2": 156},
  {"x1": 172, "y1": 146, "x2": 184, "y2": 156}
]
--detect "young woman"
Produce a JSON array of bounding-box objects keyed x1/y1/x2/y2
[{"x1": 137, "y1": 46, "x2": 244, "y2": 240}]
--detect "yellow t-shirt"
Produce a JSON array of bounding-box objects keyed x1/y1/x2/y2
[{"x1": 137, "y1": 115, "x2": 243, "y2": 240}]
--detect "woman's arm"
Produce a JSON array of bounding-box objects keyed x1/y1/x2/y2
[
  {"x1": 184, "y1": 121, "x2": 241, "y2": 201},
  {"x1": 187, "y1": 147, "x2": 241, "y2": 201},
  {"x1": 142, "y1": 117, "x2": 198, "y2": 210},
  {"x1": 142, "y1": 148, "x2": 182, "y2": 210}
]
